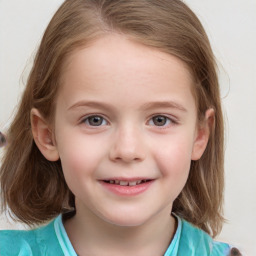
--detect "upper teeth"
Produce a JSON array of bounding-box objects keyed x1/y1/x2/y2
[{"x1": 108, "y1": 180, "x2": 145, "y2": 186}]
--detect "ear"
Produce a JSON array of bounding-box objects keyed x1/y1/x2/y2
[
  {"x1": 31, "y1": 108, "x2": 59, "y2": 161},
  {"x1": 191, "y1": 108, "x2": 214, "y2": 160}
]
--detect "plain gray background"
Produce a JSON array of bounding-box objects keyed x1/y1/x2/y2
[{"x1": 0, "y1": 1, "x2": 255, "y2": 254}]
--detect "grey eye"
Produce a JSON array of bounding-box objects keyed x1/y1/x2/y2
[
  {"x1": 150, "y1": 116, "x2": 170, "y2": 126},
  {"x1": 84, "y1": 116, "x2": 107, "y2": 126}
]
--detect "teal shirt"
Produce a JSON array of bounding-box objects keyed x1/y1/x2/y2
[{"x1": 0, "y1": 215, "x2": 231, "y2": 256}]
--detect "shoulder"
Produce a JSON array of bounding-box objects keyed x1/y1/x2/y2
[
  {"x1": 0, "y1": 219, "x2": 63, "y2": 256},
  {"x1": 178, "y1": 218, "x2": 231, "y2": 256}
]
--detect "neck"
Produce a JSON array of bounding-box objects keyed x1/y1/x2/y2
[{"x1": 64, "y1": 206, "x2": 177, "y2": 256}]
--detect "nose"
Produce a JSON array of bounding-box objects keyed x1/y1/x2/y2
[{"x1": 109, "y1": 125, "x2": 146, "y2": 163}]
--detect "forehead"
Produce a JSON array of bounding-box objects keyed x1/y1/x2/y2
[{"x1": 58, "y1": 34, "x2": 196, "y2": 111}]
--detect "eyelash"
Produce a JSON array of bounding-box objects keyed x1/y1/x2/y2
[{"x1": 80, "y1": 114, "x2": 177, "y2": 128}]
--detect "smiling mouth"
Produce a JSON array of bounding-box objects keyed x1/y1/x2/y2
[{"x1": 103, "y1": 180, "x2": 152, "y2": 186}]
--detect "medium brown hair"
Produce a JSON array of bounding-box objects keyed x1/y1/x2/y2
[{"x1": 0, "y1": 0, "x2": 224, "y2": 237}]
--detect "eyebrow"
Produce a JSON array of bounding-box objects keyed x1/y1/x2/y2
[
  {"x1": 68, "y1": 100, "x2": 187, "y2": 112},
  {"x1": 68, "y1": 101, "x2": 114, "y2": 111},
  {"x1": 141, "y1": 101, "x2": 188, "y2": 112}
]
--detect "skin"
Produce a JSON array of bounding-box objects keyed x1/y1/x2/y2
[{"x1": 31, "y1": 34, "x2": 213, "y2": 256}]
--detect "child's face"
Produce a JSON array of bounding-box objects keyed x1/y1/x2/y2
[{"x1": 52, "y1": 34, "x2": 208, "y2": 227}]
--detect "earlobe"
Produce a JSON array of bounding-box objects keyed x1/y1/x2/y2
[
  {"x1": 191, "y1": 108, "x2": 214, "y2": 160},
  {"x1": 31, "y1": 108, "x2": 59, "y2": 161}
]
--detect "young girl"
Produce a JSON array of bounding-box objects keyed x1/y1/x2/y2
[{"x1": 0, "y1": 0, "x2": 241, "y2": 255}]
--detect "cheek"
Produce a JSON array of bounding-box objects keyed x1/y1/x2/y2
[
  {"x1": 153, "y1": 136, "x2": 194, "y2": 178},
  {"x1": 56, "y1": 133, "x2": 108, "y2": 176},
  {"x1": 57, "y1": 141, "x2": 96, "y2": 196},
  {"x1": 61, "y1": 150, "x2": 84, "y2": 174},
  {"x1": 57, "y1": 134, "x2": 85, "y2": 169},
  {"x1": 154, "y1": 141, "x2": 192, "y2": 200}
]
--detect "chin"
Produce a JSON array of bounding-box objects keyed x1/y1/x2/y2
[
  {"x1": 100, "y1": 211, "x2": 149, "y2": 228},
  {"x1": 108, "y1": 219, "x2": 147, "y2": 228}
]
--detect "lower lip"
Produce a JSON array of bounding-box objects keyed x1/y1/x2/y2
[{"x1": 100, "y1": 180, "x2": 154, "y2": 196}]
